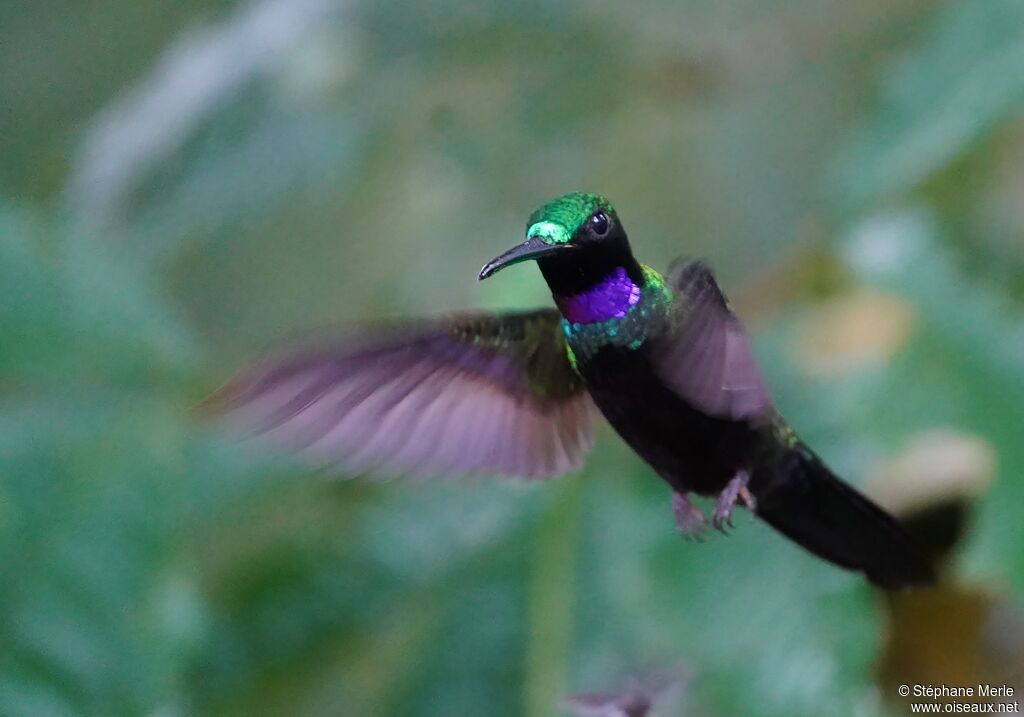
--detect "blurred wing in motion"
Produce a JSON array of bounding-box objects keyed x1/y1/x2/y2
[
  {"x1": 564, "y1": 669, "x2": 687, "y2": 717},
  {"x1": 209, "y1": 310, "x2": 595, "y2": 480},
  {"x1": 651, "y1": 259, "x2": 773, "y2": 421},
  {"x1": 563, "y1": 691, "x2": 651, "y2": 717}
]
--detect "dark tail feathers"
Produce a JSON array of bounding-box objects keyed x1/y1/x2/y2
[{"x1": 750, "y1": 442, "x2": 936, "y2": 589}]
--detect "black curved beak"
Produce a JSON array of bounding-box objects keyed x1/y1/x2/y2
[{"x1": 478, "y1": 235, "x2": 571, "y2": 280}]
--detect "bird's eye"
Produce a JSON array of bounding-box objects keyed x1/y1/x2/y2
[{"x1": 590, "y1": 211, "x2": 610, "y2": 237}]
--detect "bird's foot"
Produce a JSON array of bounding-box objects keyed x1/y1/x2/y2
[
  {"x1": 672, "y1": 491, "x2": 708, "y2": 540},
  {"x1": 712, "y1": 469, "x2": 756, "y2": 533}
]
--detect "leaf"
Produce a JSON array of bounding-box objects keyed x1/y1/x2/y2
[{"x1": 833, "y1": 0, "x2": 1024, "y2": 208}]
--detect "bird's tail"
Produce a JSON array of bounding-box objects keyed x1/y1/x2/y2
[{"x1": 749, "y1": 442, "x2": 935, "y2": 589}]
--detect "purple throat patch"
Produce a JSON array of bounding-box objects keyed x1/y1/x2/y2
[{"x1": 554, "y1": 266, "x2": 642, "y2": 324}]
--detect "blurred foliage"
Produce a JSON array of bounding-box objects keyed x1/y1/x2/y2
[{"x1": 1, "y1": 0, "x2": 1023, "y2": 715}]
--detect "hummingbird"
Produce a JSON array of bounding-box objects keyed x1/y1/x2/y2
[{"x1": 215, "y1": 191, "x2": 934, "y2": 588}]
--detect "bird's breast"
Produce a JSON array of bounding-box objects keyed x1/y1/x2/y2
[{"x1": 577, "y1": 344, "x2": 762, "y2": 495}]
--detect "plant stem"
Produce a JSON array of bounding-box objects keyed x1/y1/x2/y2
[{"x1": 523, "y1": 474, "x2": 585, "y2": 717}]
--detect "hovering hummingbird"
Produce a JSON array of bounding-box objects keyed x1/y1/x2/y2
[{"x1": 215, "y1": 191, "x2": 934, "y2": 588}]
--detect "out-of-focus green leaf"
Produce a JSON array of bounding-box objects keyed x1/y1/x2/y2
[
  {"x1": 838, "y1": 211, "x2": 1024, "y2": 588},
  {"x1": 833, "y1": 0, "x2": 1024, "y2": 209}
]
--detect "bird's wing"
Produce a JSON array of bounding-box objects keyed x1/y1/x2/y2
[
  {"x1": 562, "y1": 691, "x2": 646, "y2": 717},
  {"x1": 209, "y1": 309, "x2": 595, "y2": 480},
  {"x1": 564, "y1": 669, "x2": 687, "y2": 717},
  {"x1": 649, "y1": 259, "x2": 773, "y2": 421}
]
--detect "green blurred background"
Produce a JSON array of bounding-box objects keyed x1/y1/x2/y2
[{"x1": 3, "y1": 0, "x2": 1024, "y2": 715}]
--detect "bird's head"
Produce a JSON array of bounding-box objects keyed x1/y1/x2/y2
[{"x1": 479, "y1": 192, "x2": 626, "y2": 281}]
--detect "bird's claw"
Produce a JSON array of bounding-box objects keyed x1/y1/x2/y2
[
  {"x1": 711, "y1": 512, "x2": 734, "y2": 534},
  {"x1": 712, "y1": 470, "x2": 753, "y2": 534},
  {"x1": 672, "y1": 491, "x2": 708, "y2": 540},
  {"x1": 739, "y1": 486, "x2": 757, "y2": 512}
]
